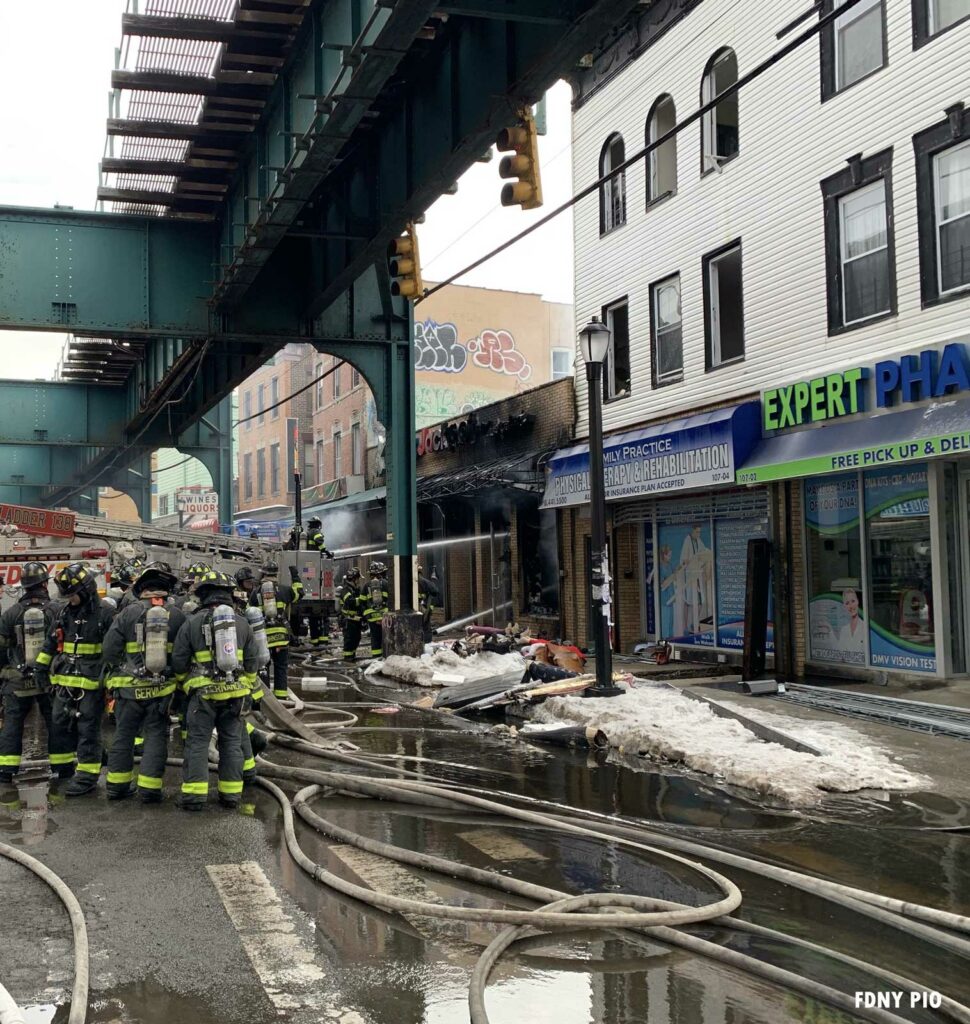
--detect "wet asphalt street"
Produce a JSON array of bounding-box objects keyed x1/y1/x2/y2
[{"x1": 2, "y1": 660, "x2": 970, "y2": 1024}]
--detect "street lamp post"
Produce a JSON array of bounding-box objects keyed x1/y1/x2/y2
[{"x1": 579, "y1": 318, "x2": 624, "y2": 698}]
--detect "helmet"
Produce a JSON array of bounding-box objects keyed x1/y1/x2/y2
[
  {"x1": 21, "y1": 561, "x2": 50, "y2": 589},
  {"x1": 344, "y1": 568, "x2": 362, "y2": 583},
  {"x1": 261, "y1": 561, "x2": 279, "y2": 577},
  {"x1": 132, "y1": 563, "x2": 178, "y2": 596},
  {"x1": 308, "y1": 516, "x2": 322, "y2": 529},
  {"x1": 368, "y1": 561, "x2": 386, "y2": 577},
  {"x1": 182, "y1": 561, "x2": 211, "y2": 584},
  {"x1": 235, "y1": 566, "x2": 257, "y2": 587},
  {"x1": 194, "y1": 570, "x2": 237, "y2": 604},
  {"x1": 55, "y1": 562, "x2": 93, "y2": 597},
  {"x1": 116, "y1": 559, "x2": 143, "y2": 588}
]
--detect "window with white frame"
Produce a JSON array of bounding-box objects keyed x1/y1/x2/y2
[
  {"x1": 243, "y1": 390, "x2": 252, "y2": 430},
  {"x1": 315, "y1": 362, "x2": 323, "y2": 410},
  {"x1": 701, "y1": 49, "x2": 738, "y2": 173},
  {"x1": 257, "y1": 384, "x2": 265, "y2": 424},
  {"x1": 650, "y1": 274, "x2": 683, "y2": 385},
  {"x1": 599, "y1": 134, "x2": 626, "y2": 234},
  {"x1": 271, "y1": 376, "x2": 279, "y2": 419},
  {"x1": 159, "y1": 494, "x2": 169, "y2": 517},
  {"x1": 244, "y1": 453, "x2": 253, "y2": 498},
  {"x1": 704, "y1": 243, "x2": 744, "y2": 368},
  {"x1": 351, "y1": 366, "x2": 361, "y2": 388},
  {"x1": 315, "y1": 439, "x2": 324, "y2": 484},
  {"x1": 333, "y1": 430, "x2": 342, "y2": 479},
  {"x1": 270, "y1": 443, "x2": 280, "y2": 495},
  {"x1": 840, "y1": 181, "x2": 891, "y2": 324},
  {"x1": 647, "y1": 94, "x2": 677, "y2": 202},
  {"x1": 256, "y1": 448, "x2": 266, "y2": 496},
  {"x1": 935, "y1": 140, "x2": 970, "y2": 295},
  {"x1": 333, "y1": 357, "x2": 341, "y2": 399},
  {"x1": 824, "y1": 0, "x2": 885, "y2": 97},
  {"x1": 551, "y1": 348, "x2": 573, "y2": 380},
  {"x1": 351, "y1": 421, "x2": 362, "y2": 475},
  {"x1": 919, "y1": 0, "x2": 970, "y2": 39},
  {"x1": 603, "y1": 300, "x2": 631, "y2": 399}
]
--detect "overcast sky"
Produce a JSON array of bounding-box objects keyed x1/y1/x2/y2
[{"x1": 0, "y1": 2, "x2": 575, "y2": 381}]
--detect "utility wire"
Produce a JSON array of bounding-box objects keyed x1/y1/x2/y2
[
  {"x1": 234, "y1": 358, "x2": 345, "y2": 426},
  {"x1": 417, "y1": 0, "x2": 864, "y2": 304}
]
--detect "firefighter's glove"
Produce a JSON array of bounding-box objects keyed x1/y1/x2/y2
[{"x1": 323, "y1": 548, "x2": 334, "y2": 559}]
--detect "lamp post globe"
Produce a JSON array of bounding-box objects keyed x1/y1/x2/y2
[{"x1": 579, "y1": 318, "x2": 624, "y2": 698}]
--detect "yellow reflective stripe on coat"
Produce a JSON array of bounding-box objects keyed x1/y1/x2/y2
[
  {"x1": 126, "y1": 641, "x2": 174, "y2": 654},
  {"x1": 35, "y1": 651, "x2": 53, "y2": 667},
  {"x1": 50, "y1": 674, "x2": 101, "y2": 691},
  {"x1": 62, "y1": 642, "x2": 102, "y2": 655}
]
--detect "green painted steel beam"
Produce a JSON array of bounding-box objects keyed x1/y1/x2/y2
[
  {"x1": 0, "y1": 380, "x2": 128, "y2": 446},
  {"x1": 0, "y1": 207, "x2": 215, "y2": 336}
]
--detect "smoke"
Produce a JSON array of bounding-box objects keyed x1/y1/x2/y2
[{"x1": 321, "y1": 508, "x2": 386, "y2": 550}]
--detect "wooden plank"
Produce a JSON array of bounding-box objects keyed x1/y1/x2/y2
[
  {"x1": 97, "y1": 186, "x2": 222, "y2": 206},
  {"x1": 111, "y1": 69, "x2": 275, "y2": 97},
  {"x1": 220, "y1": 53, "x2": 286, "y2": 69},
  {"x1": 106, "y1": 118, "x2": 252, "y2": 138},
  {"x1": 236, "y1": 9, "x2": 304, "y2": 26},
  {"x1": 101, "y1": 157, "x2": 236, "y2": 176},
  {"x1": 122, "y1": 13, "x2": 288, "y2": 44}
]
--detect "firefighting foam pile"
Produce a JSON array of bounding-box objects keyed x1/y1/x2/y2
[
  {"x1": 364, "y1": 647, "x2": 527, "y2": 687},
  {"x1": 534, "y1": 684, "x2": 929, "y2": 807}
]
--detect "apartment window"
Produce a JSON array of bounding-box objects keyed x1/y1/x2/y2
[
  {"x1": 822, "y1": 149, "x2": 896, "y2": 331},
  {"x1": 821, "y1": 0, "x2": 886, "y2": 99},
  {"x1": 158, "y1": 494, "x2": 169, "y2": 517},
  {"x1": 315, "y1": 439, "x2": 325, "y2": 484},
  {"x1": 914, "y1": 111, "x2": 970, "y2": 304},
  {"x1": 651, "y1": 274, "x2": 683, "y2": 385},
  {"x1": 599, "y1": 133, "x2": 627, "y2": 235},
  {"x1": 703, "y1": 242, "x2": 744, "y2": 368},
  {"x1": 914, "y1": 0, "x2": 970, "y2": 44},
  {"x1": 270, "y1": 443, "x2": 280, "y2": 495},
  {"x1": 315, "y1": 362, "x2": 323, "y2": 410},
  {"x1": 270, "y1": 376, "x2": 279, "y2": 419},
  {"x1": 257, "y1": 384, "x2": 265, "y2": 425},
  {"x1": 243, "y1": 453, "x2": 253, "y2": 498},
  {"x1": 333, "y1": 430, "x2": 343, "y2": 479},
  {"x1": 243, "y1": 390, "x2": 252, "y2": 431},
  {"x1": 351, "y1": 366, "x2": 361, "y2": 389},
  {"x1": 646, "y1": 94, "x2": 677, "y2": 203},
  {"x1": 551, "y1": 348, "x2": 573, "y2": 380},
  {"x1": 256, "y1": 449, "x2": 266, "y2": 496},
  {"x1": 603, "y1": 300, "x2": 631, "y2": 400},
  {"x1": 700, "y1": 48, "x2": 739, "y2": 173},
  {"x1": 333, "y1": 357, "x2": 341, "y2": 400},
  {"x1": 351, "y1": 422, "x2": 362, "y2": 475}
]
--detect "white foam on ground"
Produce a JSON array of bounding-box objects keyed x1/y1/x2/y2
[
  {"x1": 534, "y1": 685, "x2": 930, "y2": 807},
  {"x1": 364, "y1": 649, "x2": 526, "y2": 687}
]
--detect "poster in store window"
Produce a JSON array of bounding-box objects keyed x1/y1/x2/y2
[
  {"x1": 864, "y1": 466, "x2": 935, "y2": 674},
  {"x1": 714, "y1": 518, "x2": 774, "y2": 652},
  {"x1": 805, "y1": 474, "x2": 866, "y2": 666},
  {"x1": 657, "y1": 521, "x2": 715, "y2": 646},
  {"x1": 643, "y1": 524, "x2": 656, "y2": 637}
]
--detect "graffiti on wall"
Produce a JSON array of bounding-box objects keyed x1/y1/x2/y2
[
  {"x1": 415, "y1": 384, "x2": 500, "y2": 423},
  {"x1": 414, "y1": 320, "x2": 467, "y2": 373},
  {"x1": 467, "y1": 328, "x2": 533, "y2": 382}
]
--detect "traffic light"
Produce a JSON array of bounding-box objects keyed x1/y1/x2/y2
[
  {"x1": 387, "y1": 222, "x2": 423, "y2": 299},
  {"x1": 496, "y1": 109, "x2": 543, "y2": 210}
]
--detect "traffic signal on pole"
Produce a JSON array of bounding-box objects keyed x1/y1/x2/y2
[
  {"x1": 387, "y1": 222, "x2": 423, "y2": 299},
  {"x1": 496, "y1": 109, "x2": 543, "y2": 210}
]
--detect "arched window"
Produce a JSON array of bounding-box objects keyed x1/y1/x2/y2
[
  {"x1": 701, "y1": 48, "x2": 739, "y2": 173},
  {"x1": 646, "y1": 94, "x2": 677, "y2": 204},
  {"x1": 599, "y1": 133, "x2": 627, "y2": 234}
]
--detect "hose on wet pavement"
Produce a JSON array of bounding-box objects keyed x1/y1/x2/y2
[{"x1": 0, "y1": 841, "x2": 89, "y2": 1024}]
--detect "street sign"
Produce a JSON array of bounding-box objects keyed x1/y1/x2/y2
[{"x1": 176, "y1": 490, "x2": 219, "y2": 515}]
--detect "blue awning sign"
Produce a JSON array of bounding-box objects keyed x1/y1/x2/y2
[{"x1": 541, "y1": 402, "x2": 761, "y2": 508}]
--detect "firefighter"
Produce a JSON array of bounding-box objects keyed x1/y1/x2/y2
[
  {"x1": 115, "y1": 559, "x2": 145, "y2": 611},
  {"x1": 418, "y1": 564, "x2": 440, "y2": 643},
  {"x1": 102, "y1": 563, "x2": 185, "y2": 803},
  {"x1": 173, "y1": 562, "x2": 211, "y2": 613},
  {"x1": 34, "y1": 564, "x2": 116, "y2": 797},
  {"x1": 305, "y1": 516, "x2": 333, "y2": 647},
  {"x1": 339, "y1": 569, "x2": 364, "y2": 662},
  {"x1": 250, "y1": 561, "x2": 303, "y2": 699},
  {"x1": 363, "y1": 562, "x2": 389, "y2": 659},
  {"x1": 172, "y1": 570, "x2": 259, "y2": 811},
  {"x1": 0, "y1": 562, "x2": 74, "y2": 784}
]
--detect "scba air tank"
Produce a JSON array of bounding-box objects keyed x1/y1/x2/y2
[
  {"x1": 245, "y1": 606, "x2": 271, "y2": 669},
  {"x1": 22, "y1": 606, "x2": 46, "y2": 666},
  {"x1": 260, "y1": 580, "x2": 278, "y2": 622},
  {"x1": 212, "y1": 604, "x2": 239, "y2": 675},
  {"x1": 143, "y1": 605, "x2": 170, "y2": 675}
]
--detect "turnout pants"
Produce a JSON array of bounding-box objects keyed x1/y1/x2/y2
[
  {"x1": 181, "y1": 692, "x2": 244, "y2": 806},
  {"x1": 0, "y1": 687, "x2": 74, "y2": 778},
  {"x1": 368, "y1": 619, "x2": 383, "y2": 658},
  {"x1": 51, "y1": 687, "x2": 104, "y2": 790},
  {"x1": 342, "y1": 618, "x2": 362, "y2": 661},
  {"x1": 106, "y1": 694, "x2": 170, "y2": 799},
  {"x1": 269, "y1": 646, "x2": 289, "y2": 699},
  {"x1": 308, "y1": 613, "x2": 330, "y2": 645}
]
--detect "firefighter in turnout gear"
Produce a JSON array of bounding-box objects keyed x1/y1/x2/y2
[
  {"x1": 172, "y1": 570, "x2": 259, "y2": 810},
  {"x1": 364, "y1": 562, "x2": 389, "y2": 658},
  {"x1": 34, "y1": 564, "x2": 116, "y2": 796},
  {"x1": 114, "y1": 559, "x2": 145, "y2": 611},
  {"x1": 250, "y1": 561, "x2": 303, "y2": 699},
  {"x1": 306, "y1": 516, "x2": 333, "y2": 647},
  {"x1": 102, "y1": 564, "x2": 185, "y2": 802},
  {"x1": 340, "y1": 568, "x2": 364, "y2": 662},
  {"x1": 418, "y1": 564, "x2": 440, "y2": 643},
  {"x1": 0, "y1": 562, "x2": 74, "y2": 783},
  {"x1": 173, "y1": 562, "x2": 211, "y2": 613}
]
